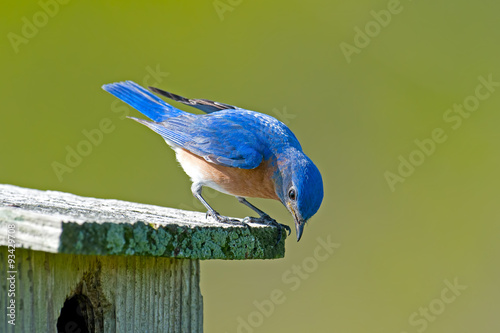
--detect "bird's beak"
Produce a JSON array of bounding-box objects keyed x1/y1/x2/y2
[
  {"x1": 287, "y1": 202, "x2": 306, "y2": 241},
  {"x1": 295, "y1": 217, "x2": 306, "y2": 242}
]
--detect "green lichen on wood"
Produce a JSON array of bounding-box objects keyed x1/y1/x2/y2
[{"x1": 59, "y1": 221, "x2": 285, "y2": 260}]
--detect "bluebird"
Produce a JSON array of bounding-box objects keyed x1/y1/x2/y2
[{"x1": 102, "y1": 81, "x2": 323, "y2": 241}]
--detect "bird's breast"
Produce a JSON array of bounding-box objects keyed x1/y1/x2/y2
[{"x1": 176, "y1": 148, "x2": 279, "y2": 200}]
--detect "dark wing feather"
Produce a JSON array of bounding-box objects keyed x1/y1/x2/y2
[{"x1": 148, "y1": 86, "x2": 237, "y2": 114}]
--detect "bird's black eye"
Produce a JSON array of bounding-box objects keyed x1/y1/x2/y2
[{"x1": 288, "y1": 188, "x2": 297, "y2": 201}]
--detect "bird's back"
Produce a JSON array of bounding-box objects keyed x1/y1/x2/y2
[{"x1": 193, "y1": 109, "x2": 303, "y2": 155}]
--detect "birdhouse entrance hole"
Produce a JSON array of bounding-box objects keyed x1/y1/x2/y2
[{"x1": 57, "y1": 294, "x2": 95, "y2": 333}]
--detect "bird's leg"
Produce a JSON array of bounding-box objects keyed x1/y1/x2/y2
[
  {"x1": 191, "y1": 184, "x2": 249, "y2": 228},
  {"x1": 237, "y1": 197, "x2": 292, "y2": 242},
  {"x1": 237, "y1": 197, "x2": 269, "y2": 218}
]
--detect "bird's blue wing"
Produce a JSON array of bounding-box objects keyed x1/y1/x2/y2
[
  {"x1": 102, "y1": 81, "x2": 187, "y2": 121},
  {"x1": 183, "y1": 117, "x2": 265, "y2": 168},
  {"x1": 181, "y1": 110, "x2": 302, "y2": 168},
  {"x1": 131, "y1": 112, "x2": 266, "y2": 169}
]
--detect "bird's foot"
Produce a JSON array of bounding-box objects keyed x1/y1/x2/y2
[
  {"x1": 242, "y1": 215, "x2": 291, "y2": 245},
  {"x1": 206, "y1": 211, "x2": 251, "y2": 229}
]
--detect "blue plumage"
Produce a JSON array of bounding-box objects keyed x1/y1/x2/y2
[
  {"x1": 102, "y1": 81, "x2": 186, "y2": 121},
  {"x1": 102, "y1": 81, "x2": 323, "y2": 241}
]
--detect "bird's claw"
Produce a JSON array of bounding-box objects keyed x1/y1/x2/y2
[
  {"x1": 206, "y1": 211, "x2": 251, "y2": 229},
  {"x1": 242, "y1": 215, "x2": 291, "y2": 245}
]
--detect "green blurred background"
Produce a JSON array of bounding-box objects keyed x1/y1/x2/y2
[{"x1": 2, "y1": 0, "x2": 499, "y2": 332}]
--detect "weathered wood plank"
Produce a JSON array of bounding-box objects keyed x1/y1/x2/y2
[
  {"x1": 0, "y1": 184, "x2": 286, "y2": 259},
  {"x1": 0, "y1": 184, "x2": 287, "y2": 333}
]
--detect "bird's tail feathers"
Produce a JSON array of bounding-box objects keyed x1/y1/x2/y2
[{"x1": 102, "y1": 81, "x2": 186, "y2": 122}]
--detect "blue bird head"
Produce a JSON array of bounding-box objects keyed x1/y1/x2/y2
[{"x1": 275, "y1": 149, "x2": 324, "y2": 241}]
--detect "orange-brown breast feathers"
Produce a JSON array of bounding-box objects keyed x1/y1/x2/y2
[{"x1": 176, "y1": 148, "x2": 279, "y2": 200}]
